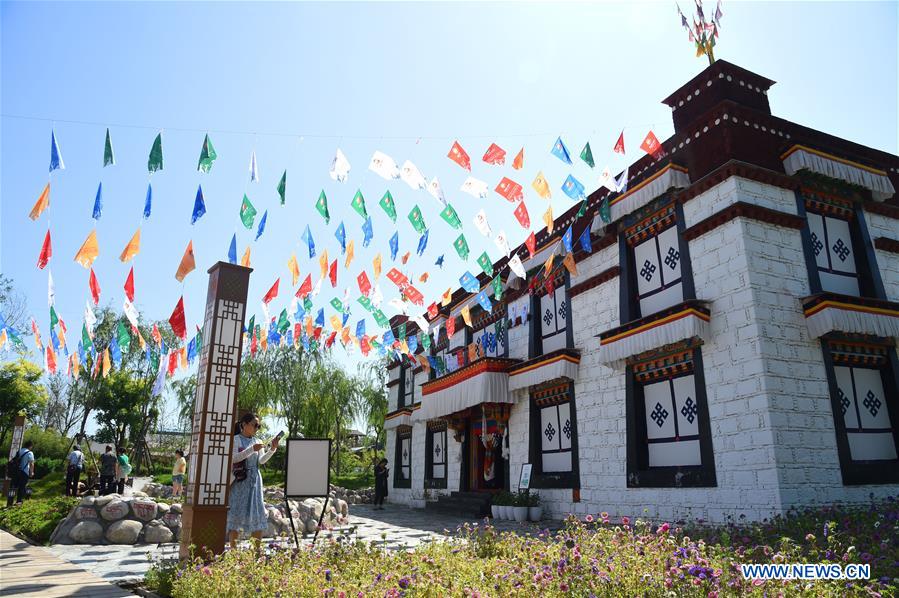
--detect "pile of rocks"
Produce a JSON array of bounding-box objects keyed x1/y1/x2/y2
[
  {"x1": 329, "y1": 484, "x2": 375, "y2": 505},
  {"x1": 50, "y1": 494, "x2": 181, "y2": 545},
  {"x1": 261, "y1": 487, "x2": 350, "y2": 538},
  {"x1": 142, "y1": 482, "x2": 174, "y2": 499}
]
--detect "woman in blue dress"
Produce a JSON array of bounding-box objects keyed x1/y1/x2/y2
[{"x1": 227, "y1": 412, "x2": 279, "y2": 549}]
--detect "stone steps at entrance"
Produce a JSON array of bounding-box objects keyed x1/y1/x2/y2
[{"x1": 425, "y1": 491, "x2": 493, "y2": 518}]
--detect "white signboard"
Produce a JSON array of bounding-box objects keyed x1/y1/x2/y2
[
  {"x1": 518, "y1": 463, "x2": 532, "y2": 491},
  {"x1": 284, "y1": 438, "x2": 331, "y2": 498}
]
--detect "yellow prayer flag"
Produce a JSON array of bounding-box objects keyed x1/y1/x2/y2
[
  {"x1": 102, "y1": 348, "x2": 111, "y2": 378},
  {"x1": 543, "y1": 206, "x2": 554, "y2": 234},
  {"x1": 0, "y1": 329, "x2": 6, "y2": 351},
  {"x1": 305, "y1": 316, "x2": 313, "y2": 337},
  {"x1": 532, "y1": 171, "x2": 551, "y2": 199},
  {"x1": 418, "y1": 354, "x2": 430, "y2": 372},
  {"x1": 261, "y1": 334, "x2": 268, "y2": 351},
  {"x1": 175, "y1": 241, "x2": 196, "y2": 282},
  {"x1": 288, "y1": 254, "x2": 300, "y2": 287},
  {"x1": 341, "y1": 326, "x2": 351, "y2": 346},
  {"x1": 544, "y1": 253, "x2": 555, "y2": 274},
  {"x1": 319, "y1": 249, "x2": 329, "y2": 279},
  {"x1": 373, "y1": 254, "x2": 382, "y2": 280},
  {"x1": 72, "y1": 350, "x2": 80, "y2": 380},
  {"x1": 240, "y1": 247, "x2": 251, "y2": 268},
  {"x1": 344, "y1": 240, "x2": 355, "y2": 269},
  {"x1": 330, "y1": 315, "x2": 342, "y2": 331},
  {"x1": 562, "y1": 252, "x2": 578, "y2": 276},
  {"x1": 73, "y1": 230, "x2": 100, "y2": 269},
  {"x1": 119, "y1": 228, "x2": 141, "y2": 263},
  {"x1": 461, "y1": 305, "x2": 472, "y2": 327},
  {"x1": 442, "y1": 288, "x2": 453, "y2": 306},
  {"x1": 29, "y1": 183, "x2": 51, "y2": 220},
  {"x1": 179, "y1": 347, "x2": 188, "y2": 370}
]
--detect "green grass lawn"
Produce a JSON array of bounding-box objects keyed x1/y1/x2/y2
[{"x1": 1, "y1": 471, "x2": 76, "y2": 544}]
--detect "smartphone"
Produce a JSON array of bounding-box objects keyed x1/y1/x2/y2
[{"x1": 272, "y1": 430, "x2": 285, "y2": 442}]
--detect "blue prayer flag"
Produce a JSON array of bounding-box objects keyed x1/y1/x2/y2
[
  {"x1": 256, "y1": 210, "x2": 268, "y2": 241},
  {"x1": 187, "y1": 338, "x2": 197, "y2": 363},
  {"x1": 459, "y1": 271, "x2": 479, "y2": 293},
  {"x1": 579, "y1": 226, "x2": 592, "y2": 253},
  {"x1": 389, "y1": 231, "x2": 399, "y2": 261},
  {"x1": 408, "y1": 334, "x2": 418, "y2": 353},
  {"x1": 551, "y1": 136, "x2": 572, "y2": 164},
  {"x1": 191, "y1": 185, "x2": 206, "y2": 224},
  {"x1": 335, "y1": 222, "x2": 346, "y2": 253},
  {"x1": 228, "y1": 234, "x2": 237, "y2": 264},
  {"x1": 295, "y1": 302, "x2": 306, "y2": 321},
  {"x1": 356, "y1": 319, "x2": 366, "y2": 338},
  {"x1": 561, "y1": 174, "x2": 586, "y2": 200},
  {"x1": 286, "y1": 330, "x2": 293, "y2": 347},
  {"x1": 342, "y1": 311, "x2": 350, "y2": 327},
  {"x1": 50, "y1": 327, "x2": 61, "y2": 352},
  {"x1": 110, "y1": 337, "x2": 122, "y2": 366},
  {"x1": 435, "y1": 254, "x2": 445, "y2": 268},
  {"x1": 302, "y1": 225, "x2": 316, "y2": 258},
  {"x1": 143, "y1": 183, "x2": 153, "y2": 219},
  {"x1": 92, "y1": 183, "x2": 103, "y2": 220},
  {"x1": 382, "y1": 329, "x2": 395, "y2": 346},
  {"x1": 49, "y1": 130, "x2": 64, "y2": 172},
  {"x1": 362, "y1": 217, "x2": 374, "y2": 247},
  {"x1": 562, "y1": 226, "x2": 573, "y2": 253},
  {"x1": 417, "y1": 229, "x2": 429, "y2": 256},
  {"x1": 476, "y1": 291, "x2": 493, "y2": 312},
  {"x1": 315, "y1": 308, "x2": 325, "y2": 327}
]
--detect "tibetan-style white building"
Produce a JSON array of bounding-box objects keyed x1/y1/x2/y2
[{"x1": 383, "y1": 60, "x2": 899, "y2": 523}]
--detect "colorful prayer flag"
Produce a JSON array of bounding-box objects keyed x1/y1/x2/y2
[
  {"x1": 240, "y1": 194, "x2": 258, "y2": 229},
  {"x1": 378, "y1": 190, "x2": 397, "y2": 222},
  {"x1": 103, "y1": 128, "x2": 115, "y2": 166},
  {"x1": 148, "y1": 133, "x2": 163, "y2": 173},
  {"x1": 476, "y1": 291, "x2": 493, "y2": 312},
  {"x1": 316, "y1": 190, "x2": 330, "y2": 223},
  {"x1": 345, "y1": 240, "x2": 355, "y2": 268},
  {"x1": 89, "y1": 268, "x2": 101, "y2": 305},
  {"x1": 494, "y1": 230, "x2": 510, "y2": 258},
  {"x1": 256, "y1": 210, "x2": 268, "y2": 240},
  {"x1": 640, "y1": 130, "x2": 666, "y2": 159},
  {"x1": 351, "y1": 189, "x2": 368, "y2": 218},
  {"x1": 119, "y1": 228, "x2": 141, "y2": 263},
  {"x1": 288, "y1": 254, "x2": 300, "y2": 286},
  {"x1": 477, "y1": 252, "x2": 494, "y2": 277},
  {"x1": 389, "y1": 232, "x2": 399, "y2": 260},
  {"x1": 427, "y1": 177, "x2": 447, "y2": 206},
  {"x1": 579, "y1": 226, "x2": 592, "y2": 253},
  {"x1": 495, "y1": 177, "x2": 524, "y2": 202},
  {"x1": 143, "y1": 183, "x2": 152, "y2": 219},
  {"x1": 124, "y1": 267, "x2": 135, "y2": 302},
  {"x1": 525, "y1": 232, "x2": 536, "y2": 258},
  {"x1": 447, "y1": 140, "x2": 471, "y2": 171},
  {"x1": 241, "y1": 246, "x2": 251, "y2": 268},
  {"x1": 296, "y1": 274, "x2": 313, "y2": 298},
  {"x1": 278, "y1": 170, "x2": 287, "y2": 205},
  {"x1": 417, "y1": 229, "x2": 429, "y2": 256},
  {"x1": 408, "y1": 205, "x2": 426, "y2": 234},
  {"x1": 460, "y1": 271, "x2": 479, "y2": 293},
  {"x1": 453, "y1": 234, "x2": 470, "y2": 260},
  {"x1": 543, "y1": 206, "x2": 554, "y2": 234},
  {"x1": 368, "y1": 151, "x2": 400, "y2": 179},
  {"x1": 29, "y1": 183, "x2": 50, "y2": 221},
  {"x1": 169, "y1": 296, "x2": 187, "y2": 339},
  {"x1": 562, "y1": 252, "x2": 578, "y2": 276},
  {"x1": 357, "y1": 271, "x2": 371, "y2": 296},
  {"x1": 551, "y1": 136, "x2": 572, "y2": 164},
  {"x1": 74, "y1": 230, "x2": 99, "y2": 268},
  {"x1": 329, "y1": 148, "x2": 351, "y2": 182},
  {"x1": 491, "y1": 275, "x2": 503, "y2": 300},
  {"x1": 613, "y1": 130, "x2": 625, "y2": 155},
  {"x1": 197, "y1": 134, "x2": 217, "y2": 172},
  {"x1": 482, "y1": 143, "x2": 506, "y2": 165},
  {"x1": 263, "y1": 278, "x2": 280, "y2": 304},
  {"x1": 531, "y1": 172, "x2": 551, "y2": 199},
  {"x1": 249, "y1": 150, "x2": 259, "y2": 182},
  {"x1": 580, "y1": 142, "x2": 595, "y2": 168},
  {"x1": 49, "y1": 130, "x2": 64, "y2": 172},
  {"x1": 301, "y1": 225, "x2": 316, "y2": 258},
  {"x1": 512, "y1": 147, "x2": 524, "y2": 170},
  {"x1": 562, "y1": 174, "x2": 586, "y2": 200},
  {"x1": 513, "y1": 201, "x2": 530, "y2": 229},
  {"x1": 461, "y1": 176, "x2": 489, "y2": 199},
  {"x1": 329, "y1": 259, "x2": 338, "y2": 287},
  {"x1": 175, "y1": 241, "x2": 196, "y2": 282},
  {"x1": 400, "y1": 160, "x2": 427, "y2": 190},
  {"x1": 92, "y1": 182, "x2": 103, "y2": 220},
  {"x1": 228, "y1": 234, "x2": 238, "y2": 264},
  {"x1": 439, "y1": 204, "x2": 462, "y2": 229},
  {"x1": 37, "y1": 229, "x2": 52, "y2": 269},
  {"x1": 461, "y1": 305, "x2": 472, "y2": 327},
  {"x1": 335, "y1": 222, "x2": 347, "y2": 253},
  {"x1": 373, "y1": 253, "x2": 382, "y2": 279},
  {"x1": 473, "y1": 209, "x2": 492, "y2": 237},
  {"x1": 191, "y1": 185, "x2": 206, "y2": 224},
  {"x1": 563, "y1": 226, "x2": 573, "y2": 253}
]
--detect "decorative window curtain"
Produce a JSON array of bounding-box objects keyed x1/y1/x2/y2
[
  {"x1": 532, "y1": 383, "x2": 573, "y2": 473},
  {"x1": 806, "y1": 205, "x2": 860, "y2": 296},
  {"x1": 631, "y1": 222, "x2": 684, "y2": 317},
  {"x1": 539, "y1": 284, "x2": 569, "y2": 353},
  {"x1": 472, "y1": 404, "x2": 511, "y2": 482}
]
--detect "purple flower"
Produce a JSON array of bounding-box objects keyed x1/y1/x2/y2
[
  {"x1": 397, "y1": 577, "x2": 410, "y2": 589},
  {"x1": 324, "y1": 570, "x2": 332, "y2": 581}
]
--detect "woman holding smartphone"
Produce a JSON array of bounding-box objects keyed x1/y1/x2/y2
[{"x1": 227, "y1": 412, "x2": 280, "y2": 550}]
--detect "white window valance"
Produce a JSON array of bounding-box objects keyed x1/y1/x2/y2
[
  {"x1": 609, "y1": 164, "x2": 691, "y2": 223},
  {"x1": 415, "y1": 359, "x2": 517, "y2": 421},
  {"x1": 783, "y1": 145, "x2": 895, "y2": 201},
  {"x1": 598, "y1": 304, "x2": 710, "y2": 367},
  {"x1": 384, "y1": 408, "x2": 415, "y2": 430},
  {"x1": 802, "y1": 296, "x2": 899, "y2": 340},
  {"x1": 508, "y1": 352, "x2": 580, "y2": 392}
]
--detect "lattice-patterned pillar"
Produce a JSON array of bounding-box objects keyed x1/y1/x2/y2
[
  {"x1": 4, "y1": 415, "x2": 25, "y2": 504},
  {"x1": 180, "y1": 262, "x2": 251, "y2": 559}
]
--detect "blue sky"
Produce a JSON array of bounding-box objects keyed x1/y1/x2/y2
[{"x1": 2, "y1": 1, "x2": 897, "y2": 426}]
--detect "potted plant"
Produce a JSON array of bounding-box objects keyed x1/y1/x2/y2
[
  {"x1": 513, "y1": 491, "x2": 529, "y2": 522},
  {"x1": 527, "y1": 492, "x2": 542, "y2": 521},
  {"x1": 502, "y1": 492, "x2": 514, "y2": 520},
  {"x1": 490, "y1": 493, "x2": 503, "y2": 519}
]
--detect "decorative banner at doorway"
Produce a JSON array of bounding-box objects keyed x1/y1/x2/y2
[{"x1": 471, "y1": 403, "x2": 511, "y2": 482}]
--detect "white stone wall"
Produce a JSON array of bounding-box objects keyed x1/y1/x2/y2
[
  {"x1": 864, "y1": 210, "x2": 899, "y2": 303},
  {"x1": 682, "y1": 176, "x2": 798, "y2": 228}
]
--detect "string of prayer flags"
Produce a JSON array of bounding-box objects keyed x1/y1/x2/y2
[
  {"x1": 562, "y1": 226, "x2": 574, "y2": 253},
  {"x1": 345, "y1": 240, "x2": 355, "y2": 268},
  {"x1": 369, "y1": 151, "x2": 400, "y2": 180},
  {"x1": 386, "y1": 267, "x2": 408, "y2": 288},
  {"x1": 616, "y1": 166, "x2": 629, "y2": 193},
  {"x1": 418, "y1": 272, "x2": 429, "y2": 283},
  {"x1": 89, "y1": 268, "x2": 101, "y2": 305},
  {"x1": 372, "y1": 309, "x2": 389, "y2": 327},
  {"x1": 416, "y1": 229, "x2": 429, "y2": 256},
  {"x1": 170, "y1": 296, "x2": 187, "y2": 339},
  {"x1": 148, "y1": 133, "x2": 163, "y2": 173},
  {"x1": 330, "y1": 298, "x2": 345, "y2": 316},
  {"x1": 329, "y1": 259, "x2": 338, "y2": 287},
  {"x1": 461, "y1": 176, "x2": 489, "y2": 199},
  {"x1": 495, "y1": 177, "x2": 523, "y2": 202},
  {"x1": 544, "y1": 253, "x2": 555, "y2": 275},
  {"x1": 477, "y1": 252, "x2": 494, "y2": 277},
  {"x1": 599, "y1": 166, "x2": 618, "y2": 193},
  {"x1": 315, "y1": 190, "x2": 331, "y2": 223},
  {"x1": 473, "y1": 209, "x2": 492, "y2": 237},
  {"x1": 330, "y1": 148, "x2": 351, "y2": 182},
  {"x1": 580, "y1": 142, "x2": 595, "y2": 168},
  {"x1": 640, "y1": 130, "x2": 666, "y2": 159},
  {"x1": 37, "y1": 230, "x2": 52, "y2": 269},
  {"x1": 255, "y1": 210, "x2": 268, "y2": 240},
  {"x1": 453, "y1": 233, "x2": 470, "y2": 260},
  {"x1": 543, "y1": 206, "x2": 554, "y2": 234},
  {"x1": 562, "y1": 252, "x2": 578, "y2": 276},
  {"x1": 46, "y1": 345, "x2": 57, "y2": 374},
  {"x1": 403, "y1": 284, "x2": 424, "y2": 306},
  {"x1": 551, "y1": 136, "x2": 572, "y2": 164},
  {"x1": 476, "y1": 291, "x2": 493, "y2": 312},
  {"x1": 29, "y1": 184, "x2": 51, "y2": 220},
  {"x1": 175, "y1": 241, "x2": 196, "y2": 282},
  {"x1": 513, "y1": 201, "x2": 530, "y2": 229},
  {"x1": 228, "y1": 234, "x2": 238, "y2": 264},
  {"x1": 192, "y1": 185, "x2": 207, "y2": 224},
  {"x1": 579, "y1": 226, "x2": 593, "y2": 253},
  {"x1": 124, "y1": 267, "x2": 135, "y2": 302},
  {"x1": 373, "y1": 253, "x2": 382, "y2": 280},
  {"x1": 249, "y1": 150, "x2": 259, "y2": 182},
  {"x1": 301, "y1": 225, "x2": 316, "y2": 258},
  {"x1": 494, "y1": 230, "x2": 510, "y2": 258},
  {"x1": 460, "y1": 271, "x2": 479, "y2": 293},
  {"x1": 197, "y1": 134, "x2": 217, "y2": 172},
  {"x1": 31, "y1": 319, "x2": 43, "y2": 351},
  {"x1": 103, "y1": 128, "x2": 115, "y2": 166},
  {"x1": 562, "y1": 174, "x2": 586, "y2": 200},
  {"x1": 531, "y1": 172, "x2": 551, "y2": 199},
  {"x1": 448, "y1": 140, "x2": 471, "y2": 171},
  {"x1": 408, "y1": 205, "x2": 426, "y2": 234},
  {"x1": 119, "y1": 228, "x2": 141, "y2": 263},
  {"x1": 351, "y1": 189, "x2": 368, "y2": 218},
  {"x1": 599, "y1": 196, "x2": 611, "y2": 224},
  {"x1": 288, "y1": 254, "x2": 300, "y2": 286},
  {"x1": 525, "y1": 232, "x2": 537, "y2": 258},
  {"x1": 143, "y1": 184, "x2": 152, "y2": 219},
  {"x1": 613, "y1": 130, "x2": 626, "y2": 154},
  {"x1": 74, "y1": 230, "x2": 99, "y2": 268},
  {"x1": 117, "y1": 319, "x2": 132, "y2": 353},
  {"x1": 92, "y1": 183, "x2": 103, "y2": 220},
  {"x1": 49, "y1": 130, "x2": 64, "y2": 172},
  {"x1": 378, "y1": 190, "x2": 397, "y2": 223},
  {"x1": 48, "y1": 271, "x2": 55, "y2": 306},
  {"x1": 296, "y1": 274, "x2": 313, "y2": 298},
  {"x1": 357, "y1": 271, "x2": 372, "y2": 296},
  {"x1": 389, "y1": 232, "x2": 399, "y2": 260},
  {"x1": 335, "y1": 222, "x2": 347, "y2": 253},
  {"x1": 491, "y1": 275, "x2": 503, "y2": 300},
  {"x1": 426, "y1": 177, "x2": 447, "y2": 206},
  {"x1": 400, "y1": 160, "x2": 427, "y2": 190},
  {"x1": 512, "y1": 147, "x2": 524, "y2": 170},
  {"x1": 446, "y1": 315, "x2": 456, "y2": 337},
  {"x1": 482, "y1": 143, "x2": 506, "y2": 165},
  {"x1": 241, "y1": 246, "x2": 252, "y2": 267},
  {"x1": 240, "y1": 194, "x2": 258, "y2": 228},
  {"x1": 439, "y1": 204, "x2": 462, "y2": 229},
  {"x1": 441, "y1": 287, "x2": 453, "y2": 306}
]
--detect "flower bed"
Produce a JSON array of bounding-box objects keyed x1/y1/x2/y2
[{"x1": 163, "y1": 498, "x2": 898, "y2": 597}]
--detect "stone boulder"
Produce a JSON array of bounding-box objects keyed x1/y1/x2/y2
[
  {"x1": 131, "y1": 499, "x2": 158, "y2": 522},
  {"x1": 144, "y1": 521, "x2": 174, "y2": 543},
  {"x1": 106, "y1": 520, "x2": 142, "y2": 544},
  {"x1": 69, "y1": 521, "x2": 104, "y2": 543},
  {"x1": 100, "y1": 499, "x2": 129, "y2": 521}
]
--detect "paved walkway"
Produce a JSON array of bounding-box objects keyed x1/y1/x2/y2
[{"x1": 0, "y1": 529, "x2": 137, "y2": 597}]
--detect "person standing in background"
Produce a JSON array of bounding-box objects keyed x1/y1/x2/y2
[
  {"x1": 115, "y1": 446, "x2": 132, "y2": 495},
  {"x1": 373, "y1": 458, "x2": 389, "y2": 510},
  {"x1": 171, "y1": 449, "x2": 187, "y2": 499},
  {"x1": 65, "y1": 444, "x2": 85, "y2": 496},
  {"x1": 99, "y1": 445, "x2": 117, "y2": 495},
  {"x1": 12, "y1": 440, "x2": 35, "y2": 505}
]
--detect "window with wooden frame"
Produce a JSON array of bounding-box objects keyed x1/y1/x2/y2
[
  {"x1": 394, "y1": 426, "x2": 412, "y2": 488},
  {"x1": 822, "y1": 338, "x2": 899, "y2": 485},
  {"x1": 425, "y1": 420, "x2": 448, "y2": 488},
  {"x1": 626, "y1": 343, "x2": 716, "y2": 487},
  {"x1": 398, "y1": 361, "x2": 415, "y2": 408},
  {"x1": 529, "y1": 270, "x2": 571, "y2": 357},
  {"x1": 473, "y1": 310, "x2": 508, "y2": 359},
  {"x1": 528, "y1": 381, "x2": 580, "y2": 489}
]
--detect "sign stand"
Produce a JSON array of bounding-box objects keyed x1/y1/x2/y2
[
  {"x1": 283, "y1": 437, "x2": 332, "y2": 549},
  {"x1": 284, "y1": 497, "x2": 300, "y2": 549}
]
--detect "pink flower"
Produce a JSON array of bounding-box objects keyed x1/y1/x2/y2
[
  {"x1": 201, "y1": 566, "x2": 212, "y2": 576},
  {"x1": 585, "y1": 514, "x2": 594, "y2": 523},
  {"x1": 560, "y1": 582, "x2": 569, "y2": 591},
  {"x1": 621, "y1": 516, "x2": 630, "y2": 526},
  {"x1": 657, "y1": 522, "x2": 670, "y2": 535}
]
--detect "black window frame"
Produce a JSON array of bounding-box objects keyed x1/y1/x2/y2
[
  {"x1": 424, "y1": 423, "x2": 448, "y2": 489},
  {"x1": 528, "y1": 272, "x2": 573, "y2": 359},
  {"x1": 527, "y1": 381, "x2": 581, "y2": 489},
  {"x1": 393, "y1": 427, "x2": 412, "y2": 488}
]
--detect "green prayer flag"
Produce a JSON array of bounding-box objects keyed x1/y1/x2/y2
[
  {"x1": 240, "y1": 194, "x2": 258, "y2": 229},
  {"x1": 477, "y1": 252, "x2": 494, "y2": 277},
  {"x1": 82, "y1": 324, "x2": 92, "y2": 351},
  {"x1": 103, "y1": 128, "x2": 115, "y2": 167},
  {"x1": 303, "y1": 297, "x2": 314, "y2": 312},
  {"x1": 373, "y1": 309, "x2": 389, "y2": 327},
  {"x1": 599, "y1": 197, "x2": 611, "y2": 224},
  {"x1": 247, "y1": 315, "x2": 256, "y2": 337},
  {"x1": 198, "y1": 134, "x2": 217, "y2": 173},
  {"x1": 421, "y1": 333, "x2": 431, "y2": 350},
  {"x1": 439, "y1": 204, "x2": 462, "y2": 230},
  {"x1": 379, "y1": 190, "x2": 397, "y2": 222},
  {"x1": 351, "y1": 189, "x2": 368, "y2": 219},
  {"x1": 576, "y1": 199, "x2": 587, "y2": 219},
  {"x1": 397, "y1": 323, "x2": 406, "y2": 340},
  {"x1": 330, "y1": 298, "x2": 345, "y2": 313},
  {"x1": 316, "y1": 190, "x2": 330, "y2": 223},
  {"x1": 453, "y1": 234, "x2": 470, "y2": 260},
  {"x1": 148, "y1": 133, "x2": 163, "y2": 173},
  {"x1": 49, "y1": 306, "x2": 59, "y2": 329},
  {"x1": 150, "y1": 351, "x2": 159, "y2": 374},
  {"x1": 116, "y1": 320, "x2": 131, "y2": 353},
  {"x1": 408, "y1": 205, "x2": 426, "y2": 234},
  {"x1": 195, "y1": 328, "x2": 203, "y2": 351},
  {"x1": 357, "y1": 296, "x2": 373, "y2": 311},
  {"x1": 491, "y1": 275, "x2": 503, "y2": 300},
  {"x1": 277, "y1": 309, "x2": 289, "y2": 333},
  {"x1": 278, "y1": 171, "x2": 287, "y2": 205},
  {"x1": 580, "y1": 142, "x2": 595, "y2": 168}
]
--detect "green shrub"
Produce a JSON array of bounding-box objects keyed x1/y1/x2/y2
[
  {"x1": 145, "y1": 557, "x2": 181, "y2": 596},
  {"x1": 1, "y1": 427, "x2": 72, "y2": 462},
  {"x1": 32, "y1": 457, "x2": 64, "y2": 479},
  {"x1": 0, "y1": 495, "x2": 77, "y2": 544}
]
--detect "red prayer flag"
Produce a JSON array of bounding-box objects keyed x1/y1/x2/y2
[
  {"x1": 357, "y1": 271, "x2": 372, "y2": 296},
  {"x1": 401, "y1": 251, "x2": 411, "y2": 265},
  {"x1": 386, "y1": 268, "x2": 409, "y2": 288},
  {"x1": 325, "y1": 331, "x2": 337, "y2": 348},
  {"x1": 447, "y1": 140, "x2": 471, "y2": 171},
  {"x1": 495, "y1": 177, "x2": 524, "y2": 202},
  {"x1": 151, "y1": 323, "x2": 161, "y2": 346},
  {"x1": 613, "y1": 130, "x2": 626, "y2": 155},
  {"x1": 482, "y1": 143, "x2": 506, "y2": 165},
  {"x1": 296, "y1": 274, "x2": 313, "y2": 298},
  {"x1": 640, "y1": 130, "x2": 666, "y2": 159},
  {"x1": 250, "y1": 331, "x2": 257, "y2": 354},
  {"x1": 403, "y1": 285, "x2": 424, "y2": 306},
  {"x1": 525, "y1": 232, "x2": 536, "y2": 258},
  {"x1": 513, "y1": 201, "x2": 530, "y2": 229},
  {"x1": 328, "y1": 260, "x2": 338, "y2": 287},
  {"x1": 169, "y1": 296, "x2": 187, "y2": 340},
  {"x1": 545, "y1": 276, "x2": 555, "y2": 295},
  {"x1": 427, "y1": 302, "x2": 439, "y2": 319},
  {"x1": 446, "y1": 316, "x2": 456, "y2": 338},
  {"x1": 168, "y1": 351, "x2": 179, "y2": 376},
  {"x1": 37, "y1": 229, "x2": 52, "y2": 269},
  {"x1": 46, "y1": 345, "x2": 57, "y2": 374},
  {"x1": 312, "y1": 326, "x2": 322, "y2": 340},
  {"x1": 263, "y1": 278, "x2": 280, "y2": 304},
  {"x1": 89, "y1": 268, "x2": 101, "y2": 305},
  {"x1": 360, "y1": 335, "x2": 370, "y2": 355},
  {"x1": 124, "y1": 267, "x2": 135, "y2": 302},
  {"x1": 512, "y1": 148, "x2": 524, "y2": 170}
]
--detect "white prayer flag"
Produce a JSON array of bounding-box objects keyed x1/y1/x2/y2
[
  {"x1": 261, "y1": 301, "x2": 271, "y2": 324},
  {"x1": 389, "y1": 297, "x2": 408, "y2": 315},
  {"x1": 368, "y1": 151, "x2": 400, "y2": 180},
  {"x1": 460, "y1": 176, "x2": 489, "y2": 199},
  {"x1": 372, "y1": 284, "x2": 383, "y2": 308},
  {"x1": 494, "y1": 230, "x2": 511, "y2": 258},
  {"x1": 123, "y1": 299, "x2": 140, "y2": 329},
  {"x1": 473, "y1": 209, "x2": 492, "y2": 237},
  {"x1": 84, "y1": 301, "x2": 97, "y2": 334},
  {"x1": 249, "y1": 151, "x2": 259, "y2": 182},
  {"x1": 311, "y1": 277, "x2": 323, "y2": 297},
  {"x1": 400, "y1": 160, "x2": 427, "y2": 190},
  {"x1": 329, "y1": 148, "x2": 351, "y2": 182},
  {"x1": 508, "y1": 254, "x2": 526, "y2": 279},
  {"x1": 48, "y1": 270, "x2": 55, "y2": 307},
  {"x1": 426, "y1": 177, "x2": 447, "y2": 206},
  {"x1": 599, "y1": 166, "x2": 618, "y2": 193},
  {"x1": 413, "y1": 315, "x2": 430, "y2": 335},
  {"x1": 616, "y1": 166, "x2": 630, "y2": 193}
]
